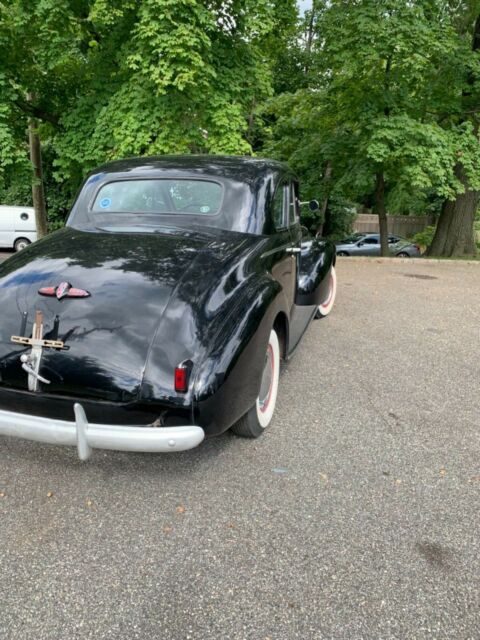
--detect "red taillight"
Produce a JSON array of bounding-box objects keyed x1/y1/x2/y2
[{"x1": 174, "y1": 367, "x2": 188, "y2": 393}]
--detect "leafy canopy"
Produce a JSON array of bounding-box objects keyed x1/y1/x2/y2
[
  {"x1": 264, "y1": 0, "x2": 480, "y2": 232},
  {"x1": 0, "y1": 0, "x2": 297, "y2": 223}
]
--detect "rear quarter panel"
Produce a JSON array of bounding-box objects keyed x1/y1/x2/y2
[
  {"x1": 139, "y1": 232, "x2": 290, "y2": 435},
  {"x1": 193, "y1": 274, "x2": 286, "y2": 435}
]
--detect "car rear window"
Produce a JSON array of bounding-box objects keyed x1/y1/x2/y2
[{"x1": 91, "y1": 179, "x2": 223, "y2": 216}]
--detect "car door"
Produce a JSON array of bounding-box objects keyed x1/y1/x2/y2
[
  {"x1": 14, "y1": 208, "x2": 36, "y2": 234},
  {"x1": 388, "y1": 235, "x2": 400, "y2": 254},
  {"x1": 355, "y1": 236, "x2": 380, "y2": 256},
  {"x1": 286, "y1": 181, "x2": 311, "y2": 347},
  {"x1": 269, "y1": 180, "x2": 297, "y2": 310}
]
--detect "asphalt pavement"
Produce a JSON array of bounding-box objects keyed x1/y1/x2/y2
[{"x1": 0, "y1": 257, "x2": 479, "y2": 639}]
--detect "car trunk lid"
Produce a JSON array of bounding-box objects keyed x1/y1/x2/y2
[{"x1": 0, "y1": 227, "x2": 209, "y2": 402}]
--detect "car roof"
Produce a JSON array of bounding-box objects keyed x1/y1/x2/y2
[
  {"x1": 350, "y1": 234, "x2": 399, "y2": 239},
  {"x1": 90, "y1": 155, "x2": 293, "y2": 184},
  {"x1": 73, "y1": 155, "x2": 297, "y2": 236}
]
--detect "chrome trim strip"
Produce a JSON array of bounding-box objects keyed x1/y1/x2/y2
[
  {"x1": 0, "y1": 404, "x2": 205, "y2": 460},
  {"x1": 260, "y1": 243, "x2": 295, "y2": 258}
]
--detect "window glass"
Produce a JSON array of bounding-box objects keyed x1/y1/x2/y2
[
  {"x1": 288, "y1": 184, "x2": 298, "y2": 226},
  {"x1": 341, "y1": 234, "x2": 364, "y2": 243},
  {"x1": 92, "y1": 179, "x2": 223, "y2": 215},
  {"x1": 272, "y1": 185, "x2": 286, "y2": 229},
  {"x1": 363, "y1": 238, "x2": 378, "y2": 244}
]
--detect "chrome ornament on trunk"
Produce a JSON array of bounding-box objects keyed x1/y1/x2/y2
[{"x1": 10, "y1": 310, "x2": 65, "y2": 392}]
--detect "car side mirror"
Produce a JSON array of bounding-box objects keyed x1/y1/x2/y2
[
  {"x1": 357, "y1": 241, "x2": 364, "y2": 246},
  {"x1": 298, "y1": 199, "x2": 320, "y2": 212}
]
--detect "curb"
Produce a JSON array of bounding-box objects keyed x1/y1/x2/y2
[{"x1": 336, "y1": 256, "x2": 480, "y2": 266}]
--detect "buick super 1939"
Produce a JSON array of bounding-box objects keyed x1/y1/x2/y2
[{"x1": 0, "y1": 156, "x2": 337, "y2": 459}]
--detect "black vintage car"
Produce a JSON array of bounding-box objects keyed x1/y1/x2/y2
[{"x1": 0, "y1": 156, "x2": 337, "y2": 459}]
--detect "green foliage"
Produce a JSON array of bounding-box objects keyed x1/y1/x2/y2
[
  {"x1": 385, "y1": 186, "x2": 443, "y2": 217},
  {"x1": 0, "y1": 145, "x2": 72, "y2": 231},
  {"x1": 412, "y1": 225, "x2": 437, "y2": 249},
  {"x1": 52, "y1": 0, "x2": 287, "y2": 179},
  {"x1": 321, "y1": 198, "x2": 358, "y2": 240},
  {"x1": 0, "y1": 0, "x2": 297, "y2": 219},
  {"x1": 264, "y1": 0, "x2": 480, "y2": 230},
  {"x1": 0, "y1": 164, "x2": 31, "y2": 206},
  {"x1": 1, "y1": 0, "x2": 480, "y2": 252},
  {"x1": 0, "y1": 74, "x2": 29, "y2": 177}
]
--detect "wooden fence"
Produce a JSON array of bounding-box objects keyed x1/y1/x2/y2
[{"x1": 353, "y1": 214, "x2": 435, "y2": 237}]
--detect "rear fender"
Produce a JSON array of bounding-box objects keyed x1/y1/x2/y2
[{"x1": 193, "y1": 276, "x2": 286, "y2": 435}]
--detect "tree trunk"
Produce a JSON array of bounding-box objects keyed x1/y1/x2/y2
[
  {"x1": 428, "y1": 165, "x2": 477, "y2": 256},
  {"x1": 374, "y1": 170, "x2": 389, "y2": 256},
  {"x1": 316, "y1": 161, "x2": 332, "y2": 236},
  {"x1": 27, "y1": 94, "x2": 48, "y2": 238}
]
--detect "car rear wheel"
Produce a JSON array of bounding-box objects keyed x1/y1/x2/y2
[
  {"x1": 231, "y1": 329, "x2": 280, "y2": 438},
  {"x1": 315, "y1": 267, "x2": 337, "y2": 318},
  {"x1": 396, "y1": 251, "x2": 409, "y2": 257},
  {"x1": 14, "y1": 238, "x2": 31, "y2": 252},
  {"x1": 337, "y1": 251, "x2": 349, "y2": 256}
]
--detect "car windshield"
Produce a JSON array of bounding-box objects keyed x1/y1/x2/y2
[{"x1": 91, "y1": 179, "x2": 223, "y2": 216}]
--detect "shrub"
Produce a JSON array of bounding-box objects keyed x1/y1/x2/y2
[{"x1": 412, "y1": 225, "x2": 436, "y2": 250}]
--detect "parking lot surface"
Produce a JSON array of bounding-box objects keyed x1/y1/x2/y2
[{"x1": 0, "y1": 258, "x2": 479, "y2": 639}]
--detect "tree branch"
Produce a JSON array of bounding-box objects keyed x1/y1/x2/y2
[{"x1": 14, "y1": 98, "x2": 60, "y2": 126}]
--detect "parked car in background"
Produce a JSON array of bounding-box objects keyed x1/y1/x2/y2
[
  {"x1": 335, "y1": 233, "x2": 421, "y2": 257},
  {"x1": 0, "y1": 206, "x2": 37, "y2": 251},
  {"x1": 335, "y1": 232, "x2": 365, "y2": 245},
  {"x1": 0, "y1": 156, "x2": 337, "y2": 460}
]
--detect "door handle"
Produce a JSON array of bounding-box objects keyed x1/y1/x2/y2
[{"x1": 286, "y1": 246, "x2": 301, "y2": 254}]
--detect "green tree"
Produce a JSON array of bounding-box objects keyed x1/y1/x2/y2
[
  {"x1": 0, "y1": 0, "x2": 297, "y2": 227},
  {"x1": 53, "y1": 0, "x2": 293, "y2": 178},
  {"x1": 0, "y1": 0, "x2": 90, "y2": 233},
  {"x1": 428, "y1": 3, "x2": 480, "y2": 256},
  {"x1": 264, "y1": 0, "x2": 480, "y2": 256}
]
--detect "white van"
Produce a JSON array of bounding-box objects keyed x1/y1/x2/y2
[{"x1": 0, "y1": 206, "x2": 37, "y2": 251}]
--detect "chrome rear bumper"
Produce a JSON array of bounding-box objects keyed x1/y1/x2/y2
[{"x1": 0, "y1": 403, "x2": 205, "y2": 460}]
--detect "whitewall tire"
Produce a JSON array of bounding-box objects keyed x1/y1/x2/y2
[
  {"x1": 315, "y1": 266, "x2": 337, "y2": 318},
  {"x1": 231, "y1": 329, "x2": 280, "y2": 438}
]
